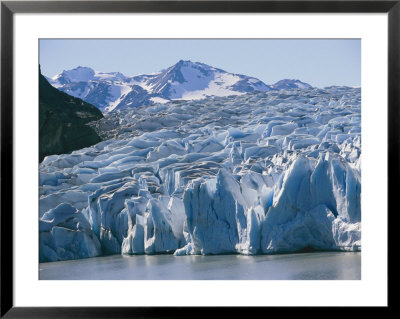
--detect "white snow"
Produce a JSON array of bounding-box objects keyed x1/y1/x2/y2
[
  {"x1": 181, "y1": 72, "x2": 244, "y2": 100},
  {"x1": 104, "y1": 84, "x2": 132, "y2": 113},
  {"x1": 53, "y1": 66, "x2": 95, "y2": 83},
  {"x1": 149, "y1": 97, "x2": 170, "y2": 104}
]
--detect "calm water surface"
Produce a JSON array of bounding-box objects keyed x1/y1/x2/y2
[{"x1": 39, "y1": 252, "x2": 360, "y2": 280}]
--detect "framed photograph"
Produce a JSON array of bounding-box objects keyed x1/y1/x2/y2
[{"x1": 1, "y1": 0, "x2": 395, "y2": 316}]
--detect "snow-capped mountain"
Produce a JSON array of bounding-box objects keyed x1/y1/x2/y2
[
  {"x1": 48, "y1": 66, "x2": 131, "y2": 112},
  {"x1": 50, "y1": 66, "x2": 127, "y2": 84},
  {"x1": 270, "y1": 79, "x2": 313, "y2": 90},
  {"x1": 47, "y1": 61, "x2": 312, "y2": 113}
]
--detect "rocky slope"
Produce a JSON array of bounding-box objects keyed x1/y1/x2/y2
[{"x1": 39, "y1": 67, "x2": 103, "y2": 162}]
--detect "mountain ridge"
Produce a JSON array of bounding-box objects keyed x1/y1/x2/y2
[{"x1": 47, "y1": 60, "x2": 313, "y2": 113}]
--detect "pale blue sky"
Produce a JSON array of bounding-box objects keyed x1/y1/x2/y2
[{"x1": 39, "y1": 39, "x2": 360, "y2": 88}]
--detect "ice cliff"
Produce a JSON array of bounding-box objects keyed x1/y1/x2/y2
[{"x1": 39, "y1": 86, "x2": 361, "y2": 262}]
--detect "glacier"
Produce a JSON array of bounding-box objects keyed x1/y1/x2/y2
[{"x1": 39, "y1": 86, "x2": 361, "y2": 262}]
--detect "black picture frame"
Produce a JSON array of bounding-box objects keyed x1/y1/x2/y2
[{"x1": 1, "y1": 0, "x2": 396, "y2": 317}]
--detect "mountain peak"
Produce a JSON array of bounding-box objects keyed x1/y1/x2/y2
[
  {"x1": 173, "y1": 60, "x2": 214, "y2": 70},
  {"x1": 173, "y1": 59, "x2": 200, "y2": 69},
  {"x1": 54, "y1": 66, "x2": 95, "y2": 84},
  {"x1": 65, "y1": 66, "x2": 94, "y2": 73},
  {"x1": 177, "y1": 59, "x2": 194, "y2": 65},
  {"x1": 271, "y1": 79, "x2": 313, "y2": 90}
]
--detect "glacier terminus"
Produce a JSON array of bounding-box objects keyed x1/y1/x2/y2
[{"x1": 39, "y1": 75, "x2": 361, "y2": 262}]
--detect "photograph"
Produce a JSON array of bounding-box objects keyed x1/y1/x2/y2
[{"x1": 38, "y1": 38, "x2": 362, "y2": 280}]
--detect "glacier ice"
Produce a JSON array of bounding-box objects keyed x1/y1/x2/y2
[
  {"x1": 39, "y1": 203, "x2": 102, "y2": 262},
  {"x1": 39, "y1": 87, "x2": 361, "y2": 261}
]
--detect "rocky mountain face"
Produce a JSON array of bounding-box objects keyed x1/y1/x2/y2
[{"x1": 39, "y1": 66, "x2": 104, "y2": 162}]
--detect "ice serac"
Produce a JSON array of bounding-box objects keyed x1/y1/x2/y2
[
  {"x1": 180, "y1": 169, "x2": 245, "y2": 254},
  {"x1": 177, "y1": 168, "x2": 271, "y2": 256},
  {"x1": 144, "y1": 197, "x2": 185, "y2": 254},
  {"x1": 39, "y1": 86, "x2": 361, "y2": 261},
  {"x1": 122, "y1": 196, "x2": 185, "y2": 254},
  {"x1": 86, "y1": 180, "x2": 141, "y2": 254},
  {"x1": 39, "y1": 203, "x2": 102, "y2": 262},
  {"x1": 261, "y1": 153, "x2": 361, "y2": 253}
]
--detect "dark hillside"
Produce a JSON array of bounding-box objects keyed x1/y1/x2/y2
[{"x1": 39, "y1": 66, "x2": 103, "y2": 162}]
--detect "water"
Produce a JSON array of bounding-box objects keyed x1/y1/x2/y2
[{"x1": 39, "y1": 252, "x2": 360, "y2": 280}]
